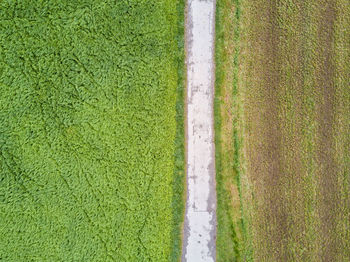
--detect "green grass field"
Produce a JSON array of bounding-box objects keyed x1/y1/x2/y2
[
  {"x1": 0, "y1": 1, "x2": 184, "y2": 261},
  {"x1": 1, "y1": 0, "x2": 349, "y2": 260},
  {"x1": 216, "y1": 0, "x2": 350, "y2": 261},
  {"x1": 215, "y1": 0, "x2": 249, "y2": 261}
]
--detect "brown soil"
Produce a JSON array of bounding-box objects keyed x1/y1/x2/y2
[
  {"x1": 218, "y1": 0, "x2": 349, "y2": 260},
  {"x1": 314, "y1": 1, "x2": 340, "y2": 260},
  {"x1": 241, "y1": 0, "x2": 346, "y2": 261},
  {"x1": 242, "y1": 1, "x2": 288, "y2": 260}
]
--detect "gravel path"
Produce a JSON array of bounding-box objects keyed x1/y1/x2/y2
[{"x1": 182, "y1": 0, "x2": 216, "y2": 261}]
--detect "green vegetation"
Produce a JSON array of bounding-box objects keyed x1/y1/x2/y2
[
  {"x1": 0, "y1": 1, "x2": 184, "y2": 261},
  {"x1": 215, "y1": 0, "x2": 250, "y2": 261},
  {"x1": 216, "y1": 0, "x2": 350, "y2": 261},
  {"x1": 170, "y1": 0, "x2": 186, "y2": 261}
]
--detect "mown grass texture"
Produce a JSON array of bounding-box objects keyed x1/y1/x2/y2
[
  {"x1": 215, "y1": 0, "x2": 251, "y2": 261},
  {"x1": 216, "y1": 0, "x2": 349, "y2": 261},
  {"x1": 0, "y1": 1, "x2": 184, "y2": 261}
]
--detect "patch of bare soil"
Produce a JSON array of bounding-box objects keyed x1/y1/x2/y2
[
  {"x1": 243, "y1": 1, "x2": 289, "y2": 260},
  {"x1": 315, "y1": 1, "x2": 340, "y2": 260}
]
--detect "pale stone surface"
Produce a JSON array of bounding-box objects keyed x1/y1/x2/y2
[{"x1": 182, "y1": 0, "x2": 216, "y2": 261}]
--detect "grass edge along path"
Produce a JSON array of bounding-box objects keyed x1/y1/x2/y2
[
  {"x1": 215, "y1": 0, "x2": 253, "y2": 261},
  {"x1": 170, "y1": 0, "x2": 186, "y2": 261}
]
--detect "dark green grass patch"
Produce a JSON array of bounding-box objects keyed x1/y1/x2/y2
[
  {"x1": 0, "y1": 1, "x2": 184, "y2": 261},
  {"x1": 170, "y1": 0, "x2": 186, "y2": 261}
]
